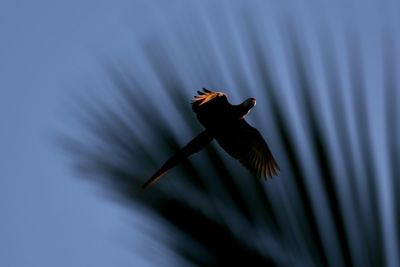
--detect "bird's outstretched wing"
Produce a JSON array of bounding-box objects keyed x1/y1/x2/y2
[
  {"x1": 214, "y1": 119, "x2": 279, "y2": 178},
  {"x1": 192, "y1": 88, "x2": 229, "y2": 113},
  {"x1": 142, "y1": 129, "x2": 214, "y2": 190},
  {"x1": 192, "y1": 88, "x2": 232, "y2": 129}
]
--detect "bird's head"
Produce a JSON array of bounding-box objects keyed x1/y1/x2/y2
[
  {"x1": 238, "y1": 98, "x2": 256, "y2": 118},
  {"x1": 242, "y1": 98, "x2": 256, "y2": 111}
]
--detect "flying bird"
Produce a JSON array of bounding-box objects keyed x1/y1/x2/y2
[{"x1": 142, "y1": 88, "x2": 279, "y2": 190}]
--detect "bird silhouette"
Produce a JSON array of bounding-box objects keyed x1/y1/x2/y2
[{"x1": 142, "y1": 88, "x2": 279, "y2": 190}]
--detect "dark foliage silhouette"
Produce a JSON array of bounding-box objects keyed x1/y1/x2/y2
[{"x1": 62, "y1": 13, "x2": 400, "y2": 267}]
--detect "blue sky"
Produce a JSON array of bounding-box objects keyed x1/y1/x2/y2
[
  {"x1": 1, "y1": 0, "x2": 399, "y2": 266},
  {"x1": 0, "y1": 1, "x2": 175, "y2": 266}
]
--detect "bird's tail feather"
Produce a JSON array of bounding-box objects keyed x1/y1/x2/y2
[{"x1": 141, "y1": 130, "x2": 214, "y2": 190}]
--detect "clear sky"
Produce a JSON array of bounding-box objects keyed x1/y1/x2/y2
[
  {"x1": 1, "y1": 0, "x2": 399, "y2": 266},
  {"x1": 0, "y1": 1, "x2": 178, "y2": 266}
]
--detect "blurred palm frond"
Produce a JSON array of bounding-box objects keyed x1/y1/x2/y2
[{"x1": 62, "y1": 11, "x2": 400, "y2": 267}]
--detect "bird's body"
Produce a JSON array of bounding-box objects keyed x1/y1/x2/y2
[{"x1": 142, "y1": 88, "x2": 279, "y2": 190}]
